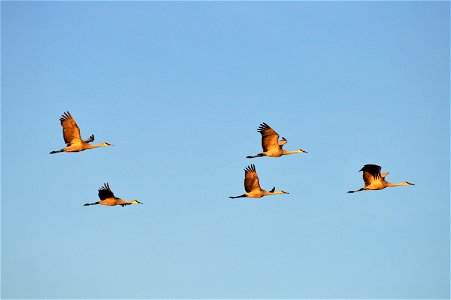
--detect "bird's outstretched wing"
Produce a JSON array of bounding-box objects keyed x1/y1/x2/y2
[
  {"x1": 258, "y1": 123, "x2": 281, "y2": 152},
  {"x1": 360, "y1": 164, "x2": 382, "y2": 187},
  {"x1": 244, "y1": 164, "x2": 261, "y2": 193},
  {"x1": 98, "y1": 182, "x2": 115, "y2": 200},
  {"x1": 59, "y1": 111, "x2": 82, "y2": 145}
]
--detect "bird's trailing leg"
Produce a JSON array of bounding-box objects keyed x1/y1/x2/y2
[
  {"x1": 246, "y1": 153, "x2": 264, "y2": 159},
  {"x1": 229, "y1": 194, "x2": 247, "y2": 199},
  {"x1": 347, "y1": 188, "x2": 364, "y2": 193},
  {"x1": 84, "y1": 201, "x2": 100, "y2": 206},
  {"x1": 49, "y1": 149, "x2": 64, "y2": 154}
]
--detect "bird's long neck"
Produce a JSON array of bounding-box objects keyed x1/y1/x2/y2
[
  {"x1": 385, "y1": 181, "x2": 410, "y2": 187},
  {"x1": 264, "y1": 190, "x2": 286, "y2": 196},
  {"x1": 116, "y1": 199, "x2": 136, "y2": 206},
  {"x1": 85, "y1": 143, "x2": 107, "y2": 149},
  {"x1": 281, "y1": 149, "x2": 302, "y2": 156}
]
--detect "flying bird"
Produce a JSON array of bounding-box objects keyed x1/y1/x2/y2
[
  {"x1": 50, "y1": 111, "x2": 113, "y2": 154},
  {"x1": 84, "y1": 183, "x2": 142, "y2": 207},
  {"x1": 247, "y1": 122, "x2": 307, "y2": 158},
  {"x1": 347, "y1": 164, "x2": 414, "y2": 193},
  {"x1": 229, "y1": 164, "x2": 289, "y2": 199}
]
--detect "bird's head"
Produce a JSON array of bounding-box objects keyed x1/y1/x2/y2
[
  {"x1": 130, "y1": 200, "x2": 143, "y2": 204},
  {"x1": 100, "y1": 142, "x2": 114, "y2": 147},
  {"x1": 297, "y1": 148, "x2": 308, "y2": 153},
  {"x1": 402, "y1": 181, "x2": 415, "y2": 186},
  {"x1": 275, "y1": 190, "x2": 289, "y2": 195}
]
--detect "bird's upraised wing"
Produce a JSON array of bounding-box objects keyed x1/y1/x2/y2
[
  {"x1": 360, "y1": 164, "x2": 383, "y2": 187},
  {"x1": 59, "y1": 111, "x2": 82, "y2": 145},
  {"x1": 98, "y1": 182, "x2": 115, "y2": 200},
  {"x1": 244, "y1": 164, "x2": 262, "y2": 193},
  {"x1": 258, "y1": 123, "x2": 281, "y2": 152}
]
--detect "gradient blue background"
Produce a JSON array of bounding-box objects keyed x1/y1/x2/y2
[{"x1": 2, "y1": 2, "x2": 450, "y2": 299}]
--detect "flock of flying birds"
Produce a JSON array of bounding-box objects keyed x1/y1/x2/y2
[{"x1": 50, "y1": 111, "x2": 414, "y2": 207}]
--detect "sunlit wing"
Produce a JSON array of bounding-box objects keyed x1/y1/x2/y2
[
  {"x1": 258, "y1": 123, "x2": 281, "y2": 152},
  {"x1": 98, "y1": 182, "x2": 115, "y2": 200},
  {"x1": 244, "y1": 164, "x2": 261, "y2": 193},
  {"x1": 60, "y1": 111, "x2": 82, "y2": 145},
  {"x1": 361, "y1": 164, "x2": 383, "y2": 186}
]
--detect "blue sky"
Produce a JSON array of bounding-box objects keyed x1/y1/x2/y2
[{"x1": 2, "y1": 1, "x2": 449, "y2": 299}]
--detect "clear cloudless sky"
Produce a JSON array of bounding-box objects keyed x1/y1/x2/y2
[{"x1": 2, "y1": 1, "x2": 449, "y2": 299}]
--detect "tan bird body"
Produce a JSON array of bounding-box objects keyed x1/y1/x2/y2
[
  {"x1": 348, "y1": 164, "x2": 414, "y2": 193},
  {"x1": 247, "y1": 123, "x2": 307, "y2": 158},
  {"x1": 229, "y1": 164, "x2": 289, "y2": 199},
  {"x1": 84, "y1": 183, "x2": 142, "y2": 207},
  {"x1": 50, "y1": 111, "x2": 113, "y2": 154}
]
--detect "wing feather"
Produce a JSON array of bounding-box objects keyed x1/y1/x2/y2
[
  {"x1": 59, "y1": 111, "x2": 82, "y2": 145},
  {"x1": 98, "y1": 182, "x2": 115, "y2": 200},
  {"x1": 360, "y1": 164, "x2": 383, "y2": 187},
  {"x1": 278, "y1": 137, "x2": 287, "y2": 147},
  {"x1": 244, "y1": 164, "x2": 261, "y2": 193},
  {"x1": 257, "y1": 123, "x2": 281, "y2": 152},
  {"x1": 83, "y1": 134, "x2": 95, "y2": 143}
]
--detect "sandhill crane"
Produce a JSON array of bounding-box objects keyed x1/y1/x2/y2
[
  {"x1": 247, "y1": 122, "x2": 307, "y2": 158},
  {"x1": 229, "y1": 164, "x2": 289, "y2": 199},
  {"x1": 50, "y1": 111, "x2": 113, "y2": 154},
  {"x1": 84, "y1": 183, "x2": 142, "y2": 207},
  {"x1": 347, "y1": 164, "x2": 414, "y2": 193}
]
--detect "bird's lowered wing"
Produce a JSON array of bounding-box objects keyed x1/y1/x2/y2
[
  {"x1": 258, "y1": 122, "x2": 281, "y2": 152},
  {"x1": 98, "y1": 182, "x2": 115, "y2": 200},
  {"x1": 244, "y1": 164, "x2": 261, "y2": 193},
  {"x1": 60, "y1": 111, "x2": 82, "y2": 145}
]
